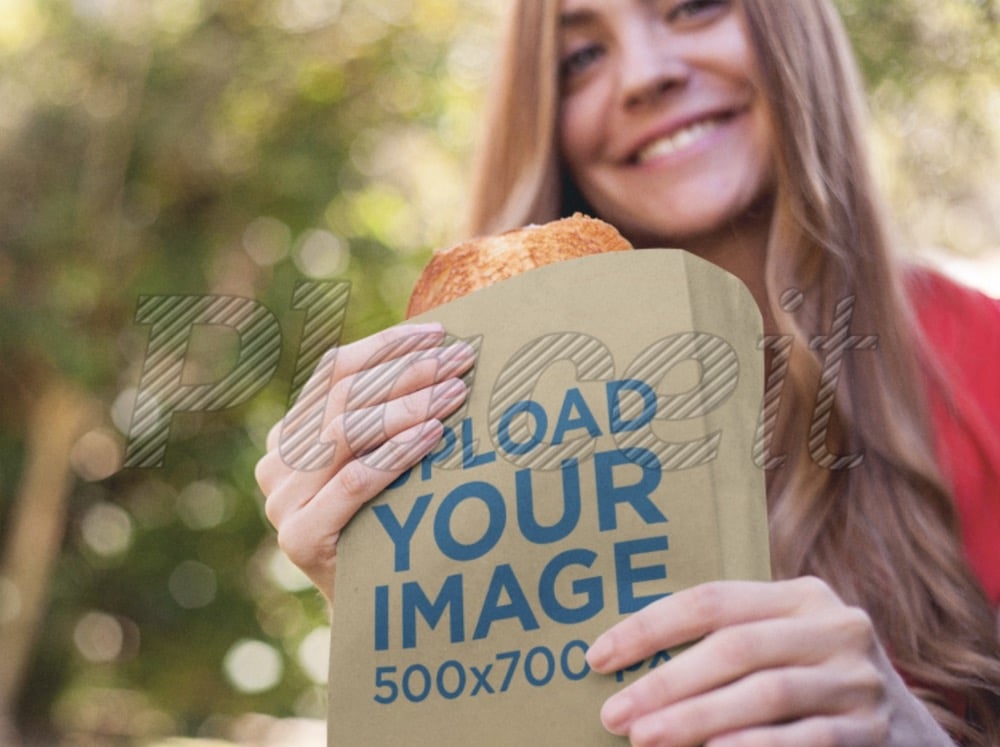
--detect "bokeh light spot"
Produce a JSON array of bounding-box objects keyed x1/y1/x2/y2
[
  {"x1": 273, "y1": 0, "x2": 342, "y2": 33},
  {"x1": 266, "y1": 547, "x2": 313, "y2": 593},
  {"x1": 223, "y1": 639, "x2": 283, "y2": 693},
  {"x1": 293, "y1": 229, "x2": 349, "y2": 278},
  {"x1": 80, "y1": 502, "x2": 134, "y2": 558},
  {"x1": 168, "y1": 560, "x2": 217, "y2": 609},
  {"x1": 296, "y1": 627, "x2": 330, "y2": 684},
  {"x1": 73, "y1": 611, "x2": 125, "y2": 663},
  {"x1": 243, "y1": 216, "x2": 291, "y2": 267},
  {"x1": 176, "y1": 480, "x2": 229, "y2": 531},
  {"x1": 70, "y1": 428, "x2": 124, "y2": 482}
]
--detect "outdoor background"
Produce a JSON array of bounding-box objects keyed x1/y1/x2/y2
[{"x1": 1, "y1": 0, "x2": 997, "y2": 745}]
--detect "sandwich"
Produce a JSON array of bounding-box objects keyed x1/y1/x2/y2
[{"x1": 406, "y1": 213, "x2": 633, "y2": 318}]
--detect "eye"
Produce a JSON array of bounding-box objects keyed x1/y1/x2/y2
[
  {"x1": 560, "y1": 42, "x2": 605, "y2": 80},
  {"x1": 666, "y1": 0, "x2": 728, "y2": 23}
]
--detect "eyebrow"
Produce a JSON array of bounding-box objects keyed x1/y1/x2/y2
[
  {"x1": 558, "y1": 0, "x2": 659, "y2": 28},
  {"x1": 558, "y1": 8, "x2": 596, "y2": 29}
]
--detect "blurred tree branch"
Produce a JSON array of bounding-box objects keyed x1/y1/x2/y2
[
  {"x1": 0, "y1": 39, "x2": 152, "y2": 742},
  {"x1": 0, "y1": 383, "x2": 99, "y2": 745}
]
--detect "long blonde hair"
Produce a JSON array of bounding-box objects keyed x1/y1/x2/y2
[{"x1": 466, "y1": 1, "x2": 1000, "y2": 743}]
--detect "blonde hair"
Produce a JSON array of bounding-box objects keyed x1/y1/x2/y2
[{"x1": 467, "y1": 1, "x2": 1000, "y2": 743}]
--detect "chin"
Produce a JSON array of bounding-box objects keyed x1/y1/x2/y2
[{"x1": 611, "y1": 211, "x2": 736, "y2": 249}]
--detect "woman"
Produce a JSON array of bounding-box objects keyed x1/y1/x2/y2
[{"x1": 256, "y1": 0, "x2": 1000, "y2": 744}]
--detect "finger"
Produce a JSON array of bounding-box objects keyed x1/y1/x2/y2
[
  {"x1": 268, "y1": 340, "x2": 475, "y2": 453},
  {"x1": 600, "y1": 613, "x2": 868, "y2": 730},
  {"x1": 265, "y1": 379, "x2": 467, "y2": 525},
  {"x1": 587, "y1": 577, "x2": 840, "y2": 672},
  {"x1": 337, "y1": 341, "x2": 476, "y2": 414},
  {"x1": 267, "y1": 334, "x2": 473, "y2": 453},
  {"x1": 330, "y1": 322, "x2": 447, "y2": 382},
  {"x1": 265, "y1": 322, "x2": 447, "y2": 451},
  {"x1": 623, "y1": 666, "x2": 883, "y2": 747},
  {"x1": 705, "y1": 713, "x2": 889, "y2": 747},
  {"x1": 340, "y1": 377, "x2": 468, "y2": 460},
  {"x1": 263, "y1": 340, "x2": 474, "y2": 480},
  {"x1": 274, "y1": 420, "x2": 446, "y2": 576},
  {"x1": 255, "y1": 447, "x2": 284, "y2": 496}
]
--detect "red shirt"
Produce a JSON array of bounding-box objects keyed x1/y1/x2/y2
[{"x1": 911, "y1": 269, "x2": 1000, "y2": 607}]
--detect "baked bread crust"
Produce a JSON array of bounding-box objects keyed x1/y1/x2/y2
[{"x1": 406, "y1": 213, "x2": 633, "y2": 317}]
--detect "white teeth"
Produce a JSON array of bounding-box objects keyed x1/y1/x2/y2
[{"x1": 636, "y1": 119, "x2": 722, "y2": 163}]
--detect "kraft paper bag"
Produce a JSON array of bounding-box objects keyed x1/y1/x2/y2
[{"x1": 327, "y1": 249, "x2": 770, "y2": 745}]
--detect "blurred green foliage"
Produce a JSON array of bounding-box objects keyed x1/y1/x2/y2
[{"x1": 0, "y1": 0, "x2": 996, "y2": 745}]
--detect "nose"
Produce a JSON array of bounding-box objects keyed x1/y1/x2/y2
[{"x1": 619, "y1": 24, "x2": 689, "y2": 109}]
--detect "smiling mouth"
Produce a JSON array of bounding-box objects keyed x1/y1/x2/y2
[{"x1": 632, "y1": 113, "x2": 737, "y2": 164}]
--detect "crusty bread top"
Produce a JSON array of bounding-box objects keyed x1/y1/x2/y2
[{"x1": 406, "y1": 213, "x2": 633, "y2": 317}]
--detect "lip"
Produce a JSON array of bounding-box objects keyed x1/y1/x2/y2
[{"x1": 621, "y1": 105, "x2": 749, "y2": 165}]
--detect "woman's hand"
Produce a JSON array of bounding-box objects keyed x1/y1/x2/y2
[
  {"x1": 254, "y1": 322, "x2": 475, "y2": 601},
  {"x1": 586, "y1": 577, "x2": 954, "y2": 747}
]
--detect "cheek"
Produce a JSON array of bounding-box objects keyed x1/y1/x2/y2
[
  {"x1": 557, "y1": 107, "x2": 585, "y2": 174},
  {"x1": 558, "y1": 94, "x2": 604, "y2": 172}
]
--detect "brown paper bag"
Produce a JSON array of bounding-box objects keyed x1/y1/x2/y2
[{"x1": 327, "y1": 250, "x2": 770, "y2": 745}]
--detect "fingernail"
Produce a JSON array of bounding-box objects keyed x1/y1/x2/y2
[
  {"x1": 430, "y1": 379, "x2": 467, "y2": 415},
  {"x1": 601, "y1": 694, "x2": 633, "y2": 734},
  {"x1": 439, "y1": 343, "x2": 477, "y2": 376},
  {"x1": 586, "y1": 635, "x2": 612, "y2": 671},
  {"x1": 399, "y1": 322, "x2": 446, "y2": 345},
  {"x1": 404, "y1": 321, "x2": 445, "y2": 334},
  {"x1": 419, "y1": 418, "x2": 445, "y2": 443},
  {"x1": 445, "y1": 341, "x2": 477, "y2": 360}
]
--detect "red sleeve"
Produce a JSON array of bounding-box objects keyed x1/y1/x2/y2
[{"x1": 910, "y1": 269, "x2": 1000, "y2": 607}]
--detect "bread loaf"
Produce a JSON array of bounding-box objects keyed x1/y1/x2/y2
[{"x1": 406, "y1": 213, "x2": 633, "y2": 318}]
